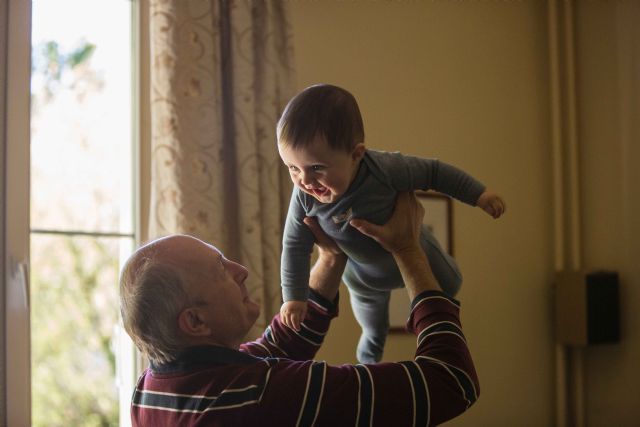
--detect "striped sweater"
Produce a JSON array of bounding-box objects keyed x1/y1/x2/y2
[{"x1": 131, "y1": 289, "x2": 479, "y2": 426}]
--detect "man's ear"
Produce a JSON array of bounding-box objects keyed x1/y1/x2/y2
[
  {"x1": 178, "y1": 307, "x2": 211, "y2": 337},
  {"x1": 351, "y1": 143, "x2": 366, "y2": 162}
]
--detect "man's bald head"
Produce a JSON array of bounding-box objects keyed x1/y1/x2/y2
[{"x1": 119, "y1": 235, "x2": 204, "y2": 364}]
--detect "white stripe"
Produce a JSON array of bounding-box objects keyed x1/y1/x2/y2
[
  {"x1": 354, "y1": 366, "x2": 362, "y2": 427},
  {"x1": 133, "y1": 398, "x2": 260, "y2": 413},
  {"x1": 265, "y1": 329, "x2": 289, "y2": 357},
  {"x1": 295, "y1": 363, "x2": 314, "y2": 427},
  {"x1": 137, "y1": 384, "x2": 258, "y2": 400},
  {"x1": 293, "y1": 331, "x2": 322, "y2": 347},
  {"x1": 202, "y1": 400, "x2": 262, "y2": 412},
  {"x1": 308, "y1": 298, "x2": 328, "y2": 313},
  {"x1": 310, "y1": 362, "x2": 327, "y2": 426},
  {"x1": 400, "y1": 364, "x2": 417, "y2": 427},
  {"x1": 416, "y1": 355, "x2": 477, "y2": 406},
  {"x1": 416, "y1": 321, "x2": 463, "y2": 346},
  {"x1": 418, "y1": 331, "x2": 467, "y2": 348},
  {"x1": 252, "y1": 341, "x2": 273, "y2": 357},
  {"x1": 258, "y1": 367, "x2": 273, "y2": 402},
  {"x1": 300, "y1": 323, "x2": 327, "y2": 336}
]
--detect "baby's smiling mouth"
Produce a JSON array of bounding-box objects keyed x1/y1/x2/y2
[{"x1": 306, "y1": 186, "x2": 327, "y2": 197}]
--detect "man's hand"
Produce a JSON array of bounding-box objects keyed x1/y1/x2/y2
[
  {"x1": 303, "y1": 217, "x2": 344, "y2": 257},
  {"x1": 350, "y1": 192, "x2": 440, "y2": 300},
  {"x1": 349, "y1": 191, "x2": 424, "y2": 254},
  {"x1": 476, "y1": 190, "x2": 506, "y2": 219},
  {"x1": 280, "y1": 300, "x2": 307, "y2": 331}
]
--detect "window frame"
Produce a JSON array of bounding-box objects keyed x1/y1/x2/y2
[
  {"x1": 2, "y1": 0, "x2": 146, "y2": 424},
  {"x1": 3, "y1": 0, "x2": 32, "y2": 425}
]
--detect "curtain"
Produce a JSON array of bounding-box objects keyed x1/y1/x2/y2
[{"x1": 148, "y1": 0, "x2": 294, "y2": 336}]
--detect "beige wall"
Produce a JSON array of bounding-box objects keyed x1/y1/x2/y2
[
  {"x1": 577, "y1": 2, "x2": 640, "y2": 426},
  {"x1": 291, "y1": 1, "x2": 639, "y2": 425},
  {"x1": 290, "y1": 1, "x2": 554, "y2": 425}
]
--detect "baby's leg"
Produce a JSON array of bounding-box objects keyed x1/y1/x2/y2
[
  {"x1": 421, "y1": 227, "x2": 462, "y2": 296},
  {"x1": 347, "y1": 286, "x2": 391, "y2": 364}
]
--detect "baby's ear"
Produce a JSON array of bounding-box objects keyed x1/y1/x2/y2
[{"x1": 351, "y1": 143, "x2": 366, "y2": 161}]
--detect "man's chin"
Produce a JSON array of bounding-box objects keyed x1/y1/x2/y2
[{"x1": 247, "y1": 300, "x2": 261, "y2": 319}]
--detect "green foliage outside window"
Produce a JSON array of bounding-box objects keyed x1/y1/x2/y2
[{"x1": 31, "y1": 39, "x2": 120, "y2": 427}]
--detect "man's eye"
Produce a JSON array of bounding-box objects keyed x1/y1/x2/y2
[
  {"x1": 289, "y1": 166, "x2": 299, "y2": 173},
  {"x1": 311, "y1": 165, "x2": 325, "y2": 171}
]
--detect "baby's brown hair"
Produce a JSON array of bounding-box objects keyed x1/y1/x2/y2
[{"x1": 277, "y1": 84, "x2": 364, "y2": 152}]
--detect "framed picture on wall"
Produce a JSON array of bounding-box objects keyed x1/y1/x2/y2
[{"x1": 389, "y1": 191, "x2": 453, "y2": 332}]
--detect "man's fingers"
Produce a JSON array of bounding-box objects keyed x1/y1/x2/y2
[
  {"x1": 304, "y1": 217, "x2": 329, "y2": 244},
  {"x1": 303, "y1": 216, "x2": 319, "y2": 233},
  {"x1": 349, "y1": 218, "x2": 379, "y2": 239}
]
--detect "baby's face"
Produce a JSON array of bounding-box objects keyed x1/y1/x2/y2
[{"x1": 278, "y1": 136, "x2": 364, "y2": 204}]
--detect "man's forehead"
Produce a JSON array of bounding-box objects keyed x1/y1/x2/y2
[{"x1": 143, "y1": 235, "x2": 221, "y2": 263}]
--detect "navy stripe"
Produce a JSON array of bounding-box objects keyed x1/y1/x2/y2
[
  {"x1": 297, "y1": 324, "x2": 324, "y2": 346},
  {"x1": 355, "y1": 365, "x2": 373, "y2": 427},
  {"x1": 447, "y1": 364, "x2": 477, "y2": 406},
  {"x1": 308, "y1": 289, "x2": 338, "y2": 312},
  {"x1": 400, "y1": 361, "x2": 429, "y2": 427},
  {"x1": 411, "y1": 290, "x2": 459, "y2": 310},
  {"x1": 298, "y1": 362, "x2": 326, "y2": 427},
  {"x1": 265, "y1": 326, "x2": 275, "y2": 344}
]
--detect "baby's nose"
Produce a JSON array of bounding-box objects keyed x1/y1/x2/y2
[{"x1": 300, "y1": 171, "x2": 314, "y2": 186}]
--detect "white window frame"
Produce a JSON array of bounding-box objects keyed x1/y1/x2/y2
[{"x1": 2, "y1": 0, "x2": 146, "y2": 424}]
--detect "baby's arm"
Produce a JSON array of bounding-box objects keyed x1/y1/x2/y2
[
  {"x1": 280, "y1": 189, "x2": 317, "y2": 330},
  {"x1": 378, "y1": 152, "x2": 506, "y2": 217},
  {"x1": 476, "y1": 189, "x2": 506, "y2": 219}
]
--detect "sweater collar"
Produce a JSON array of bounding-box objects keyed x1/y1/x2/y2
[{"x1": 150, "y1": 345, "x2": 261, "y2": 374}]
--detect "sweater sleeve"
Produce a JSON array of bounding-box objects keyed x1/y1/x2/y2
[
  {"x1": 373, "y1": 151, "x2": 486, "y2": 206},
  {"x1": 239, "y1": 289, "x2": 339, "y2": 361},
  {"x1": 253, "y1": 290, "x2": 479, "y2": 427},
  {"x1": 280, "y1": 188, "x2": 316, "y2": 302}
]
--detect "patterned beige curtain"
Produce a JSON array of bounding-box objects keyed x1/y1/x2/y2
[{"x1": 148, "y1": 0, "x2": 294, "y2": 336}]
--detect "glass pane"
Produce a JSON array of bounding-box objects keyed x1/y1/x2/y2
[
  {"x1": 30, "y1": 0, "x2": 133, "y2": 234},
  {"x1": 30, "y1": 234, "x2": 133, "y2": 427}
]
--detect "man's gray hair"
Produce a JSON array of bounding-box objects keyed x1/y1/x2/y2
[{"x1": 119, "y1": 253, "x2": 193, "y2": 364}]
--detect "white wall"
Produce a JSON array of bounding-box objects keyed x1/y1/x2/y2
[{"x1": 290, "y1": 2, "x2": 554, "y2": 425}]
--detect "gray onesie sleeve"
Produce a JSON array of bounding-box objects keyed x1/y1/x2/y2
[
  {"x1": 280, "y1": 188, "x2": 315, "y2": 302},
  {"x1": 370, "y1": 151, "x2": 486, "y2": 205}
]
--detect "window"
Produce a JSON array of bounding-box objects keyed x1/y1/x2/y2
[{"x1": 30, "y1": 0, "x2": 138, "y2": 425}]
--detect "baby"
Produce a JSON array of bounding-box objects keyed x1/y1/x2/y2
[{"x1": 278, "y1": 84, "x2": 505, "y2": 363}]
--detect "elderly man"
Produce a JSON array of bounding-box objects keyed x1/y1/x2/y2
[{"x1": 120, "y1": 192, "x2": 479, "y2": 426}]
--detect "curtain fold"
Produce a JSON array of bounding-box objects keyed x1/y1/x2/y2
[{"x1": 148, "y1": 0, "x2": 294, "y2": 335}]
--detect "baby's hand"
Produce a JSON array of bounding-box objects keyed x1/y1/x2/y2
[
  {"x1": 477, "y1": 190, "x2": 506, "y2": 219},
  {"x1": 280, "y1": 300, "x2": 308, "y2": 331}
]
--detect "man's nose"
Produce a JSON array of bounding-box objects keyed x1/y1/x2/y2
[{"x1": 229, "y1": 260, "x2": 248, "y2": 283}]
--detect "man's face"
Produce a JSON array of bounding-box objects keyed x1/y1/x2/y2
[
  {"x1": 278, "y1": 136, "x2": 364, "y2": 204},
  {"x1": 173, "y1": 236, "x2": 261, "y2": 347}
]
